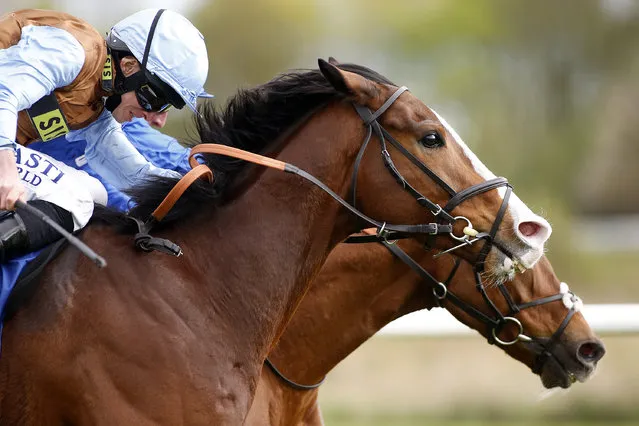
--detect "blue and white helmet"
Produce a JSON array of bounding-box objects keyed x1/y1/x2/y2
[{"x1": 109, "y1": 9, "x2": 213, "y2": 112}]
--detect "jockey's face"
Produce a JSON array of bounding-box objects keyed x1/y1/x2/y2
[
  {"x1": 111, "y1": 57, "x2": 169, "y2": 128},
  {"x1": 112, "y1": 92, "x2": 169, "y2": 127}
]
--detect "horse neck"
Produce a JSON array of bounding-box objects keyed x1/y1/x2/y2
[
  {"x1": 176, "y1": 102, "x2": 366, "y2": 364},
  {"x1": 266, "y1": 239, "x2": 446, "y2": 387}
]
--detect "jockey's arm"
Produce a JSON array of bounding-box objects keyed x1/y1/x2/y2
[
  {"x1": 68, "y1": 109, "x2": 182, "y2": 190},
  {"x1": 0, "y1": 25, "x2": 85, "y2": 209},
  {"x1": 121, "y1": 119, "x2": 191, "y2": 174}
]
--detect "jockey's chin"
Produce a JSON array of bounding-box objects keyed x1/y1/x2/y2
[{"x1": 111, "y1": 91, "x2": 168, "y2": 128}]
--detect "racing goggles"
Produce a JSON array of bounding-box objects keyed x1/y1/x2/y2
[
  {"x1": 135, "y1": 83, "x2": 172, "y2": 113},
  {"x1": 135, "y1": 72, "x2": 186, "y2": 113}
]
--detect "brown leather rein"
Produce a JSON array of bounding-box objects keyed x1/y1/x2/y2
[{"x1": 150, "y1": 144, "x2": 287, "y2": 222}]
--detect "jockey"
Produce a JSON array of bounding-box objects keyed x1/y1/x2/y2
[{"x1": 0, "y1": 8, "x2": 211, "y2": 262}]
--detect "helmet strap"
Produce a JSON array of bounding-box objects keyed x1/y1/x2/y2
[
  {"x1": 120, "y1": 71, "x2": 147, "y2": 93},
  {"x1": 104, "y1": 55, "x2": 147, "y2": 111},
  {"x1": 104, "y1": 94, "x2": 121, "y2": 112},
  {"x1": 105, "y1": 47, "x2": 130, "y2": 94},
  {"x1": 103, "y1": 9, "x2": 167, "y2": 112}
]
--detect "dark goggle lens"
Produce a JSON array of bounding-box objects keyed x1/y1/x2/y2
[{"x1": 136, "y1": 84, "x2": 171, "y2": 112}]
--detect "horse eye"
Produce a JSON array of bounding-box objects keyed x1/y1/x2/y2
[{"x1": 419, "y1": 132, "x2": 444, "y2": 148}]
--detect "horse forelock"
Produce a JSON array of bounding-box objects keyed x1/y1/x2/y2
[{"x1": 121, "y1": 63, "x2": 395, "y2": 226}]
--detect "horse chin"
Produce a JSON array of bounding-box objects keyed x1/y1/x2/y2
[
  {"x1": 539, "y1": 357, "x2": 580, "y2": 389},
  {"x1": 535, "y1": 347, "x2": 596, "y2": 389}
]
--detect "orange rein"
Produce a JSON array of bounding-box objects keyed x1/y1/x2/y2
[
  {"x1": 150, "y1": 165, "x2": 213, "y2": 221},
  {"x1": 188, "y1": 144, "x2": 287, "y2": 171},
  {"x1": 150, "y1": 144, "x2": 288, "y2": 222}
]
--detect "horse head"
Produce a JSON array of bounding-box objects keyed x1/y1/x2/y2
[{"x1": 318, "y1": 59, "x2": 551, "y2": 284}]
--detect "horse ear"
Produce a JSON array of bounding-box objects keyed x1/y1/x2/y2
[
  {"x1": 318, "y1": 58, "x2": 351, "y2": 95},
  {"x1": 318, "y1": 58, "x2": 377, "y2": 103}
]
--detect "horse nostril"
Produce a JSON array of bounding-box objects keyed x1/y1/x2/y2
[
  {"x1": 577, "y1": 341, "x2": 606, "y2": 364},
  {"x1": 518, "y1": 221, "x2": 541, "y2": 238}
]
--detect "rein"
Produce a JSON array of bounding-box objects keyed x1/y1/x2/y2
[
  {"x1": 136, "y1": 85, "x2": 515, "y2": 261},
  {"x1": 137, "y1": 85, "x2": 514, "y2": 255},
  {"x1": 132, "y1": 111, "x2": 464, "y2": 255},
  {"x1": 186, "y1": 144, "x2": 453, "y2": 237}
]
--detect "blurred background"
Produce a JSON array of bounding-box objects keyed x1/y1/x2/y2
[{"x1": 3, "y1": 1, "x2": 639, "y2": 424}]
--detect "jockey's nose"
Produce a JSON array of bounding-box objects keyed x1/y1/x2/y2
[{"x1": 144, "y1": 111, "x2": 168, "y2": 128}]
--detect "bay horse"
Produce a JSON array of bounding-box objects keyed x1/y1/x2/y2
[
  {"x1": 0, "y1": 60, "x2": 551, "y2": 425},
  {"x1": 246, "y1": 239, "x2": 605, "y2": 426}
]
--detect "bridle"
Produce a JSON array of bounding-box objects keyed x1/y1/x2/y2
[
  {"x1": 347, "y1": 85, "x2": 514, "y2": 271},
  {"x1": 380, "y1": 241, "x2": 582, "y2": 376},
  {"x1": 265, "y1": 84, "x2": 537, "y2": 390},
  {"x1": 346, "y1": 86, "x2": 570, "y2": 356}
]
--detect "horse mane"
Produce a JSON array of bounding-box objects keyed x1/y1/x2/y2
[{"x1": 91, "y1": 62, "x2": 395, "y2": 228}]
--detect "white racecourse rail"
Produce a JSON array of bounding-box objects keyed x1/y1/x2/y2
[{"x1": 379, "y1": 304, "x2": 639, "y2": 336}]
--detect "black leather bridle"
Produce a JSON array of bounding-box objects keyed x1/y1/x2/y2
[
  {"x1": 346, "y1": 85, "x2": 515, "y2": 270},
  {"x1": 265, "y1": 85, "x2": 536, "y2": 390},
  {"x1": 343, "y1": 86, "x2": 577, "y2": 371},
  {"x1": 380, "y1": 241, "x2": 581, "y2": 376}
]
